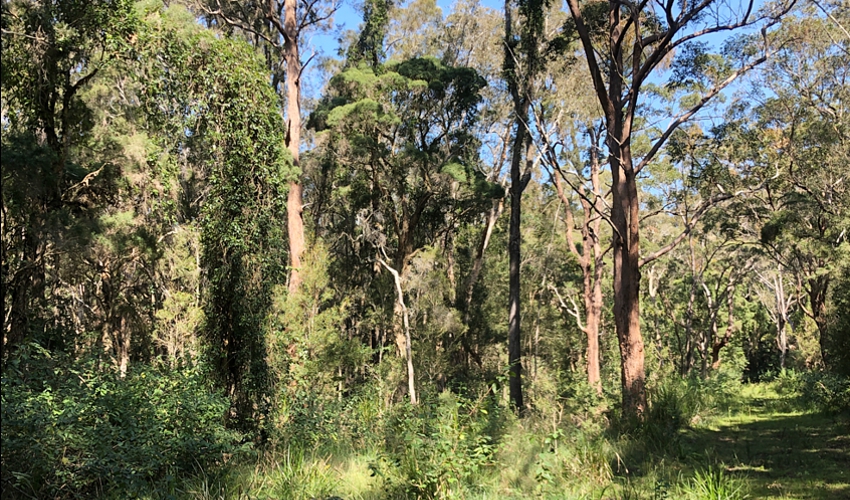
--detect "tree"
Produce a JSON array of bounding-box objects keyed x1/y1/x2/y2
[
  {"x1": 310, "y1": 57, "x2": 488, "y2": 404},
  {"x1": 565, "y1": 0, "x2": 794, "y2": 417},
  {"x1": 1, "y1": 0, "x2": 136, "y2": 360},
  {"x1": 503, "y1": 0, "x2": 553, "y2": 415},
  {"x1": 741, "y1": 5, "x2": 850, "y2": 370},
  {"x1": 200, "y1": 0, "x2": 339, "y2": 293},
  {"x1": 538, "y1": 120, "x2": 608, "y2": 394},
  {"x1": 139, "y1": 4, "x2": 291, "y2": 428}
]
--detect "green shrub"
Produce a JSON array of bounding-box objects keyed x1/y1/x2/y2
[
  {"x1": 1, "y1": 345, "x2": 247, "y2": 498},
  {"x1": 795, "y1": 372, "x2": 850, "y2": 415},
  {"x1": 376, "y1": 391, "x2": 502, "y2": 499}
]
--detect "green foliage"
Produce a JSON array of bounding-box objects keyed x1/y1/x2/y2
[
  {"x1": 823, "y1": 258, "x2": 850, "y2": 375},
  {"x1": 0, "y1": 0, "x2": 137, "y2": 133},
  {"x1": 375, "y1": 392, "x2": 503, "y2": 498},
  {"x1": 613, "y1": 372, "x2": 744, "y2": 456},
  {"x1": 347, "y1": 0, "x2": 394, "y2": 68},
  {"x1": 774, "y1": 370, "x2": 850, "y2": 415},
  {"x1": 1, "y1": 345, "x2": 245, "y2": 499},
  {"x1": 137, "y1": 2, "x2": 293, "y2": 431}
]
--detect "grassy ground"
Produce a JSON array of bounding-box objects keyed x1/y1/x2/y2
[
  {"x1": 176, "y1": 382, "x2": 848, "y2": 500},
  {"x1": 676, "y1": 385, "x2": 850, "y2": 500}
]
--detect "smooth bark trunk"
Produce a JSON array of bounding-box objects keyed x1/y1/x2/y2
[
  {"x1": 283, "y1": 0, "x2": 306, "y2": 294},
  {"x1": 608, "y1": 85, "x2": 646, "y2": 415},
  {"x1": 550, "y1": 140, "x2": 604, "y2": 395},
  {"x1": 379, "y1": 258, "x2": 417, "y2": 405},
  {"x1": 583, "y1": 139, "x2": 604, "y2": 395}
]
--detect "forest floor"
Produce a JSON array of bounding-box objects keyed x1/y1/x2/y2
[
  {"x1": 674, "y1": 385, "x2": 850, "y2": 500},
  {"x1": 194, "y1": 383, "x2": 849, "y2": 500}
]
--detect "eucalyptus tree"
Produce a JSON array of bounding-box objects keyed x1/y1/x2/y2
[
  {"x1": 741, "y1": 5, "x2": 850, "y2": 370},
  {"x1": 542, "y1": 127, "x2": 608, "y2": 394},
  {"x1": 502, "y1": 0, "x2": 555, "y2": 414},
  {"x1": 564, "y1": 0, "x2": 795, "y2": 417},
  {"x1": 199, "y1": 0, "x2": 339, "y2": 293},
  {"x1": 384, "y1": 0, "x2": 514, "y2": 363},
  {"x1": 310, "y1": 57, "x2": 488, "y2": 404}
]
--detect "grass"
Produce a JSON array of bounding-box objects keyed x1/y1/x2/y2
[
  {"x1": 25, "y1": 381, "x2": 846, "y2": 500},
  {"x1": 191, "y1": 382, "x2": 847, "y2": 500},
  {"x1": 182, "y1": 384, "x2": 850, "y2": 500},
  {"x1": 676, "y1": 385, "x2": 850, "y2": 500}
]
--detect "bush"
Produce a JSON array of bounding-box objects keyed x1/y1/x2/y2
[
  {"x1": 793, "y1": 372, "x2": 850, "y2": 415},
  {"x1": 375, "y1": 391, "x2": 503, "y2": 499},
  {"x1": 1, "y1": 345, "x2": 247, "y2": 498}
]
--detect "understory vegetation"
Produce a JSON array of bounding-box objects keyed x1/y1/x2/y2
[{"x1": 4, "y1": 357, "x2": 848, "y2": 498}]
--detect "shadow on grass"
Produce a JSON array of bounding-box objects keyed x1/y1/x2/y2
[{"x1": 679, "y1": 412, "x2": 850, "y2": 499}]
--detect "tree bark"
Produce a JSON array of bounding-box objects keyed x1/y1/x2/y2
[
  {"x1": 566, "y1": 0, "x2": 646, "y2": 418},
  {"x1": 565, "y1": 0, "x2": 789, "y2": 419},
  {"x1": 550, "y1": 138, "x2": 605, "y2": 395},
  {"x1": 283, "y1": 0, "x2": 306, "y2": 294},
  {"x1": 507, "y1": 121, "x2": 528, "y2": 415},
  {"x1": 775, "y1": 271, "x2": 789, "y2": 369},
  {"x1": 379, "y1": 257, "x2": 417, "y2": 405},
  {"x1": 583, "y1": 137, "x2": 604, "y2": 395}
]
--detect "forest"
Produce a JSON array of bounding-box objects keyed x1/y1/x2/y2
[{"x1": 1, "y1": 0, "x2": 848, "y2": 498}]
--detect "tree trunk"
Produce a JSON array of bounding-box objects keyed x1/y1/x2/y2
[
  {"x1": 583, "y1": 137, "x2": 604, "y2": 395},
  {"x1": 610, "y1": 157, "x2": 646, "y2": 417},
  {"x1": 117, "y1": 317, "x2": 130, "y2": 378},
  {"x1": 551, "y1": 142, "x2": 604, "y2": 396},
  {"x1": 504, "y1": 0, "x2": 538, "y2": 415},
  {"x1": 775, "y1": 272, "x2": 788, "y2": 369},
  {"x1": 463, "y1": 197, "x2": 505, "y2": 323},
  {"x1": 379, "y1": 258, "x2": 417, "y2": 405},
  {"x1": 711, "y1": 274, "x2": 737, "y2": 370},
  {"x1": 806, "y1": 273, "x2": 829, "y2": 366},
  {"x1": 283, "y1": 0, "x2": 305, "y2": 294},
  {"x1": 565, "y1": 0, "x2": 647, "y2": 418},
  {"x1": 607, "y1": 60, "x2": 646, "y2": 416},
  {"x1": 585, "y1": 264, "x2": 603, "y2": 394},
  {"x1": 507, "y1": 120, "x2": 527, "y2": 414}
]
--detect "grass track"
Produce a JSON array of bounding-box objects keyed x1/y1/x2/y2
[{"x1": 678, "y1": 390, "x2": 850, "y2": 499}]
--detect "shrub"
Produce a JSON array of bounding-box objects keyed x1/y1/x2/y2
[
  {"x1": 1, "y1": 345, "x2": 247, "y2": 498},
  {"x1": 795, "y1": 372, "x2": 850, "y2": 415},
  {"x1": 376, "y1": 391, "x2": 502, "y2": 499}
]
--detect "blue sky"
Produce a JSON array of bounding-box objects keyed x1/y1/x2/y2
[
  {"x1": 303, "y1": 0, "x2": 763, "y2": 87},
  {"x1": 306, "y1": 0, "x2": 505, "y2": 65}
]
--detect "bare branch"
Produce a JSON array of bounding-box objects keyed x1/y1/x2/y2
[{"x1": 548, "y1": 283, "x2": 586, "y2": 333}]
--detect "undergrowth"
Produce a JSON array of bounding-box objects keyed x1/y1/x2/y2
[{"x1": 4, "y1": 356, "x2": 846, "y2": 499}]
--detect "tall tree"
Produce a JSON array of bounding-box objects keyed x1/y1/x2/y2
[
  {"x1": 503, "y1": 0, "x2": 552, "y2": 414},
  {"x1": 200, "y1": 0, "x2": 338, "y2": 293},
  {"x1": 310, "y1": 57, "x2": 487, "y2": 404},
  {"x1": 1, "y1": 0, "x2": 136, "y2": 359},
  {"x1": 743, "y1": 5, "x2": 850, "y2": 369},
  {"x1": 565, "y1": 0, "x2": 794, "y2": 417},
  {"x1": 139, "y1": 5, "x2": 291, "y2": 429}
]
